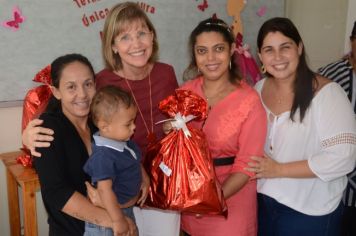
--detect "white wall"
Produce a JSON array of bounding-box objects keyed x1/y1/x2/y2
[
  {"x1": 285, "y1": 0, "x2": 349, "y2": 70},
  {"x1": 0, "y1": 106, "x2": 48, "y2": 235}
]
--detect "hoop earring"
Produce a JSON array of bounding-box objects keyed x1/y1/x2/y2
[
  {"x1": 261, "y1": 65, "x2": 266, "y2": 74},
  {"x1": 229, "y1": 61, "x2": 232, "y2": 70},
  {"x1": 197, "y1": 67, "x2": 200, "y2": 74}
]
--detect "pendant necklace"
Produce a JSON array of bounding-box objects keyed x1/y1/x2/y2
[
  {"x1": 124, "y1": 72, "x2": 156, "y2": 145},
  {"x1": 201, "y1": 83, "x2": 229, "y2": 128},
  {"x1": 202, "y1": 82, "x2": 231, "y2": 107}
]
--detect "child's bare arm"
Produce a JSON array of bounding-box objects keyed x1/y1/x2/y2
[
  {"x1": 86, "y1": 181, "x2": 138, "y2": 208},
  {"x1": 97, "y1": 179, "x2": 129, "y2": 236},
  {"x1": 136, "y1": 165, "x2": 149, "y2": 207}
]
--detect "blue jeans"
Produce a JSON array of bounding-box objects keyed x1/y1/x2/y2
[
  {"x1": 340, "y1": 205, "x2": 356, "y2": 236},
  {"x1": 84, "y1": 207, "x2": 135, "y2": 236},
  {"x1": 257, "y1": 193, "x2": 343, "y2": 236}
]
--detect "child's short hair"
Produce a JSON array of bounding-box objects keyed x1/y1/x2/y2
[{"x1": 91, "y1": 85, "x2": 135, "y2": 126}]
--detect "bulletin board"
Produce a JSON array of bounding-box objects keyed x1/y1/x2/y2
[{"x1": 0, "y1": 0, "x2": 284, "y2": 105}]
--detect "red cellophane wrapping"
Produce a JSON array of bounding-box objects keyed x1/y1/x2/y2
[
  {"x1": 18, "y1": 65, "x2": 52, "y2": 167},
  {"x1": 144, "y1": 89, "x2": 227, "y2": 215}
]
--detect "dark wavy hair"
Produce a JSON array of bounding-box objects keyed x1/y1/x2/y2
[
  {"x1": 183, "y1": 17, "x2": 241, "y2": 83},
  {"x1": 45, "y1": 53, "x2": 95, "y2": 112},
  {"x1": 257, "y1": 17, "x2": 317, "y2": 122}
]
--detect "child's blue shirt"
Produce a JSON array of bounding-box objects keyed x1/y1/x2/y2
[{"x1": 83, "y1": 133, "x2": 142, "y2": 204}]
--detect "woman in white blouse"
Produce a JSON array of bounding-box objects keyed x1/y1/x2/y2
[{"x1": 246, "y1": 17, "x2": 356, "y2": 236}]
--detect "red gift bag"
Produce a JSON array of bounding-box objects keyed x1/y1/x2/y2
[
  {"x1": 144, "y1": 89, "x2": 227, "y2": 215},
  {"x1": 18, "y1": 65, "x2": 52, "y2": 167}
]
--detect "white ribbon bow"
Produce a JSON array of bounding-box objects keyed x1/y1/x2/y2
[{"x1": 170, "y1": 112, "x2": 196, "y2": 137}]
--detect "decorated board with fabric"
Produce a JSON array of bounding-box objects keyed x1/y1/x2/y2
[{"x1": 0, "y1": 0, "x2": 284, "y2": 104}]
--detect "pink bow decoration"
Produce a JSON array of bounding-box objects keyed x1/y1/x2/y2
[
  {"x1": 235, "y1": 44, "x2": 252, "y2": 58},
  {"x1": 233, "y1": 33, "x2": 261, "y2": 85}
]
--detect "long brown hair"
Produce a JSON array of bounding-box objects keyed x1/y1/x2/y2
[{"x1": 257, "y1": 17, "x2": 316, "y2": 122}]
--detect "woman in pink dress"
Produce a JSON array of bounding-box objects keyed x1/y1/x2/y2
[{"x1": 180, "y1": 17, "x2": 267, "y2": 236}]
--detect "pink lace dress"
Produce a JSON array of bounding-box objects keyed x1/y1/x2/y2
[{"x1": 180, "y1": 77, "x2": 267, "y2": 236}]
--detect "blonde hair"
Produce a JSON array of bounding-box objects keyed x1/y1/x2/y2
[
  {"x1": 90, "y1": 85, "x2": 135, "y2": 126},
  {"x1": 102, "y1": 2, "x2": 159, "y2": 71}
]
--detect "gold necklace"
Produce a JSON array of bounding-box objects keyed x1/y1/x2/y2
[
  {"x1": 205, "y1": 92, "x2": 224, "y2": 101},
  {"x1": 269, "y1": 80, "x2": 294, "y2": 105},
  {"x1": 274, "y1": 90, "x2": 294, "y2": 105},
  {"x1": 124, "y1": 72, "x2": 156, "y2": 145},
  {"x1": 202, "y1": 82, "x2": 232, "y2": 102},
  {"x1": 276, "y1": 96, "x2": 283, "y2": 104}
]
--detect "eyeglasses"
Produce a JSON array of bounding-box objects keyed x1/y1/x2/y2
[{"x1": 115, "y1": 31, "x2": 153, "y2": 45}]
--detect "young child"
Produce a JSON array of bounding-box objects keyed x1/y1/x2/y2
[{"x1": 83, "y1": 85, "x2": 144, "y2": 236}]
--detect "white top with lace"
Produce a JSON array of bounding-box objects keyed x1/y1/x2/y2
[{"x1": 255, "y1": 79, "x2": 356, "y2": 215}]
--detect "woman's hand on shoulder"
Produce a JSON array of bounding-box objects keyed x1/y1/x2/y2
[{"x1": 22, "y1": 119, "x2": 54, "y2": 157}]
